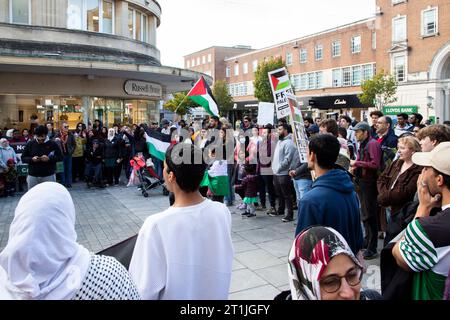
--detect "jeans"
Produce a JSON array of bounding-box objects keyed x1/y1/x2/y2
[
  {"x1": 60, "y1": 154, "x2": 73, "y2": 186},
  {"x1": 85, "y1": 163, "x2": 102, "y2": 183},
  {"x1": 27, "y1": 174, "x2": 56, "y2": 190},
  {"x1": 224, "y1": 163, "x2": 236, "y2": 205},
  {"x1": 294, "y1": 179, "x2": 312, "y2": 202}
]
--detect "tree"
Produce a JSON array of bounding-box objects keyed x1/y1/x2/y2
[
  {"x1": 163, "y1": 91, "x2": 199, "y2": 116},
  {"x1": 253, "y1": 57, "x2": 285, "y2": 103},
  {"x1": 358, "y1": 70, "x2": 398, "y2": 110},
  {"x1": 212, "y1": 80, "x2": 233, "y2": 115}
]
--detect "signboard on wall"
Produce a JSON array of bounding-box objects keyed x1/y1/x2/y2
[
  {"x1": 382, "y1": 106, "x2": 418, "y2": 115},
  {"x1": 124, "y1": 80, "x2": 162, "y2": 98}
]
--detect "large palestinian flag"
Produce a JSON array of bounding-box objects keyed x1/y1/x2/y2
[
  {"x1": 186, "y1": 76, "x2": 219, "y2": 116},
  {"x1": 144, "y1": 130, "x2": 171, "y2": 162}
]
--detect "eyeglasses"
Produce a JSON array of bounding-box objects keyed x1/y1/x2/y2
[
  {"x1": 63, "y1": 126, "x2": 69, "y2": 129},
  {"x1": 319, "y1": 267, "x2": 363, "y2": 293}
]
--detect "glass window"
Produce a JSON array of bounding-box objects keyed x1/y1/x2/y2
[
  {"x1": 202, "y1": 56, "x2": 206, "y2": 64},
  {"x1": 142, "y1": 14, "x2": 148, "y2": 42},
  {"x1": 393, "y1": 16, "x2": 406, "y2": 42},
  {"x1": 86, "y1": 0, "x2": 99, "y2": 32},
  {"x1": 342, "y1": 67, "x2": 351, "y2": 86},
  {"x1": 308, "y1": 73, "x2": 316, "y2": 90},
  {"x1": 186, "y1": 60, "x2": 190, "y2": 68},
  {"x1": 67, "y1": 0, "x2": 83, "y2": 29},
  {"x1": 300, "y1": 74, "x2": 307, "y2": 90},
  {"x1": 394, "y1": 55, "x2": 406, "y2": 82},
  {"x1": 208, "y1": 54, "x2": 212, "y2": 62},
  {"x1": 300, "y1": 49, "x2": 307, "y2": 63},
  {"x1": 11, "y1": 0, "x2": 29, "y2": 24},
  {"x1": 191, "y1": 59, "x2": 195, "y2": 67},
  {"x1": 316, "y1": 72, "x2": 323, "y2": 89},
  {"x1": 226, "y1": 67, "x2": 230, "y2": 78},
  {"x1": 243, "y1": 62, "x2": 248, "y2": 74},
  {"x1": 102, "y1": 0, "x2": 113, "y2": 34},
  {"x1": 332, "y1": 69, "x2": 342, "y2": 87},
  {"x1": 363, "y1": 64, "x2": 374, "y2": 80},
  {"x1": 372, "y1": 32, "x2": 376, "y2": 50},
  {"x1": 286, "y1": 53, "x2": 293, "y2": 66},
  {"x1": 252, "y1": 60, "x2": 258, "y2": 72},
  {"x1": 315, "y1": 45, "x2": 323, "y2": 61},
  {"x1": 292, "y1": 75, "x2": 300, "y2": 91},
  {"x1": 332, "y1": 41, "x2": 341, "y2": 57},
  {"x1": 352, "y1": 66, "x2": 362, "y2": 86},
  {"x1": 197, "y1": 57, "x2": 200, "y2": 65},
  {"x1": 135, "y1": 11, "x2": 141, "y2": 40},
  {"x1": 128, "y1": 8, "x2": 134, "y2": 38},
  {"x1": 351, "y1": 36, "x2": 361, "y2": 53},
  {"x1": 234, "y1": 64, "x2": 239, "y2": 76},
  {"x1": 422, "y1": 8, "x2": 437, "y2": 36}
]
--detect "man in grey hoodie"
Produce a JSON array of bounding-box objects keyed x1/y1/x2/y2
[{"x1": 271, "y1": 123, "x2": 299, "y2": 222}]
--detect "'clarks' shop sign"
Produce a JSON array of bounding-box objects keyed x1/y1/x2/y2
[{"x1": 124, "y1": 80, "x2": 162, "y2": 98}]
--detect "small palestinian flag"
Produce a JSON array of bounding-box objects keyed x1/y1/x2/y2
[
  {"x1": 270, "y1": 70, "x2": 290, "y2": 91},
  {"x1": 200, "y1": 160, "x2": 229, "y2": 196},
  {"x1": 145, "y1": 130, "x2": 171, "y2": 162},
  {"x1": 187, "y1": 76, "x2": 219, "y2": 116}
]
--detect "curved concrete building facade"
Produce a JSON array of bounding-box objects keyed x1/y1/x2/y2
[{"x1": 0, "y1": 0, "x2": 205, "y2": 129}]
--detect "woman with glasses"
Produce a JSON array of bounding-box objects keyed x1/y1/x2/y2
[{"x1": 277, "y1": 226, "x2": 382, "y2": 300}]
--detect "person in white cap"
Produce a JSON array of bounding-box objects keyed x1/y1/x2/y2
[{"x1": 392, "y1": 141, "x2": 450, "y2": 300}]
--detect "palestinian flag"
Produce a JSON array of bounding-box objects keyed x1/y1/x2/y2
[
  {"x1": 200, "y1": 160, "x2": 229, "y2": 196},
  {"x1": 270, "y1": 72, "x2": 290, "y2": 91},
  {"x1": 186, "y1": 76, "x2": 219, "y2": 116},
  {"x1": 144, "y1": 130, "x2": 171, "y2": 162}
]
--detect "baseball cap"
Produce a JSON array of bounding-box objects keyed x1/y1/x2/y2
[
  {"x1": 352, "y1": 122, "x2": 371, "y2": 132},
  {"x1": 412, "y1": 141, "x2": 450, "y2": 175},
  {"x1": 161, "y1": 119, "x2": 169, "y2": 125},
  {"x1": 307, "y1": 124, "x2": 319, "y2": 134}
]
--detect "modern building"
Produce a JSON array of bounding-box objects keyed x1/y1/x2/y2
[
  {"x1": 0, "y1": 0, "x2": 207, "y2": 130},
  {"x1": 184, "y1": 0, "x2": 450, "y2": 123}
]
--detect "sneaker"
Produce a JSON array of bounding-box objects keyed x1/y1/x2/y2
[
  {"x1": 363, "y1": 250, "x2": 378, "y2": 260},
  {"x1": 241, "y1": 211, "x2": 249, "y2": 216},
  {"x1": 266, "y1": 207, "x2": 277, "y2": 215},
  {"x1": 282, "y1": 216, "x2": 293, "y2": 222},
  {"x1": 236, "y1": 203, "x2": 246, "y2": 210},
  {"x1": 245, "y1": 213, "x2": 256, "y2": 218}
]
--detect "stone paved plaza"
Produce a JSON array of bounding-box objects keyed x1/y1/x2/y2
[{"x1": 0, "y1": 183, "x2": 381, "y2": 299}]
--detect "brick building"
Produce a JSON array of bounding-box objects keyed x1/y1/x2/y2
[{"x1": 184, "y1": 0, "x2": 450, "y2": 123}]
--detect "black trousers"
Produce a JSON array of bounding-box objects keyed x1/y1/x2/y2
[
  {"x1": 72, "y1": 156, "x2": 85, "y2": 181},
  {"x1": 357, "y1": 179, "x2": 379, "y2": 253},
  {"x1": 259, "y1": 174, "x2": 276, "y2": 208},
  {"x1": 273, "y1": 175, "x2": 293, "y2": 218}
]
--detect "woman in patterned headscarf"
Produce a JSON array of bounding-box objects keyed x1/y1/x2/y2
[{"x1": 287, "y1": 226, "x2": 381, "y2": 300}]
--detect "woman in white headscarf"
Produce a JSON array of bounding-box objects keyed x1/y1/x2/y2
[
  {"x1": 0, "y1": 182, "x2": 140, "y2": 300},
  {"x1": 104, "y1": 128, "x2": 123, "y2": 186}
]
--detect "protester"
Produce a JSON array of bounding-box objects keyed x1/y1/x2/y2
[
  {"x1": 394, "y1": 113, "x2": 413, "y2": 137},
  {"x1": 350, "y1": 122, "x2": 381, "y2": 260},
  {"x1": 104, "y1": 128, "x2": 123, "y2": 186},
  {"x1": 3, "y1": 159, "x2": 18, "y2": 197},
  {"x1": 377, "y1": 136, "x2": 422, "y2": 243},
  {"x1": 0, "y1": 182, "x2": 140, "y2": 300},
  {"x1": 129, "y1": 145, "x2": 234, "y2": 299},
  {"x1": 234, "y1": 164, "x2": 259, "y2": 217},
  {"x1": 416, "y1": 124, "x2": 450, "y2": 152},
  {"x1": 0, "y1": 138, "x2": 18, "y2": 171},
  {"x1": 392, "y1": 142, "x2": 450, "y2": 300},
  {"x1": 319, "y1": 119, "x2": 350, "y2": 170},
  {"x1": 258, "y1": 124, "x2": 277, "y2": 215},
  {"x1": 21, "y1": 125, "x2": 63, "y2": 190},
  {"x1": 295, "y1": 134, "x2": 363, "y2": 255},
  {"x1": 283, "y1": 226, "x2": 380, "y2": 300},
  {"x1": 55, "y1": 122, "x2": 76, "y2": 188},
  {"x1": 84, "y1": 139, "x2": 104, "y2": 188},
  {"x1": 370, "y1": 110, "x2": 384, "y2": 139}
]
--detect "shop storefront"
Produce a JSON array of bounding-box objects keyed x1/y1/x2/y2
[{"x1": 297, "y1": 94, "x2": 369, "y2": 121}]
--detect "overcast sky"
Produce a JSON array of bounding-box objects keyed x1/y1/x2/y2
[{"x1": 157, "y1": 0, "x2": 376, "y2": 68}]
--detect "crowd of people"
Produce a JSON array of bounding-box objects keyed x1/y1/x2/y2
[{"x1": 1, "y1": 110, "x2": 450, "y2": 301}]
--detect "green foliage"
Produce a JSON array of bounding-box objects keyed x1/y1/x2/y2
[
  {"x1": 163, "y1": 91, "x2": 199, "y2": 116},
  {"x1": 358, "y1": 70, "x2": 398, "y2": 110},
  {"x1": 213, "y1": 80, "x2": 233, "y2": 114},
  {"x1": 253, "y1": 57, "x2": 285, "y2": 103}
]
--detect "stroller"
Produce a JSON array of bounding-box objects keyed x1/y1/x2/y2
[{"x1": 129, "y1": 155, "x2": 169, "y2": 197}]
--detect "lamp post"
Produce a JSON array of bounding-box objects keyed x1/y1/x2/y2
[{"x1": 427, "y1": 95, "x2": 434, "y2": 124}]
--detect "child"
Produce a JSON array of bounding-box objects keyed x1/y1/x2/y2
[
  {"x1": 201, "y1": 148, "x2": 229, "y2": 203},
  {"x1": 234, "y1": 164, "x2": 258, "y2": 217},
  {"x1": 4, "y1": 159, "x2": 18, "y2": 197}
]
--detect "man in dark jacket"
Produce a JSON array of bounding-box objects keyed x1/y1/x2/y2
[
  {"x1": 376, "y1": 116, "x2": 398, "y2": 172},
  {"x1": 350, "y1": 122, "x2": 382, "y2": 260},
  {"x1": 21, "y1": 125, "x2": 63, "y2": 190},
  {"x1": 54, "y1": 122, "x2": 76, "y2": 188},
  {"x1": 295, "y1": 134, "x2": 363, "y2": 256}
]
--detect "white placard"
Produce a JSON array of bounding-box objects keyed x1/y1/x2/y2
[
  {"x1": 257, "y1": 102, "x2": 275, "y2": 126},
  {"x1": 268, "y1": 67, "x2": 294, "y2": 119}
]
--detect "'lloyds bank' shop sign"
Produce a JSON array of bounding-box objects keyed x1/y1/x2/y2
[{"x1": 124, "y1": 80, "x2": 162, "y2": 98}]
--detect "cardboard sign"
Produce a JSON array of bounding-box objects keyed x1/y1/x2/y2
[
  {"x1": 257, "y1": 102, "x2": 275, "y2": 126},
  {"x1": 286, "y1": 94, "x2": 308, "y2": 163},
  {"x1": 268, "y1": 67, "x2": 294, "y2": 119}
]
